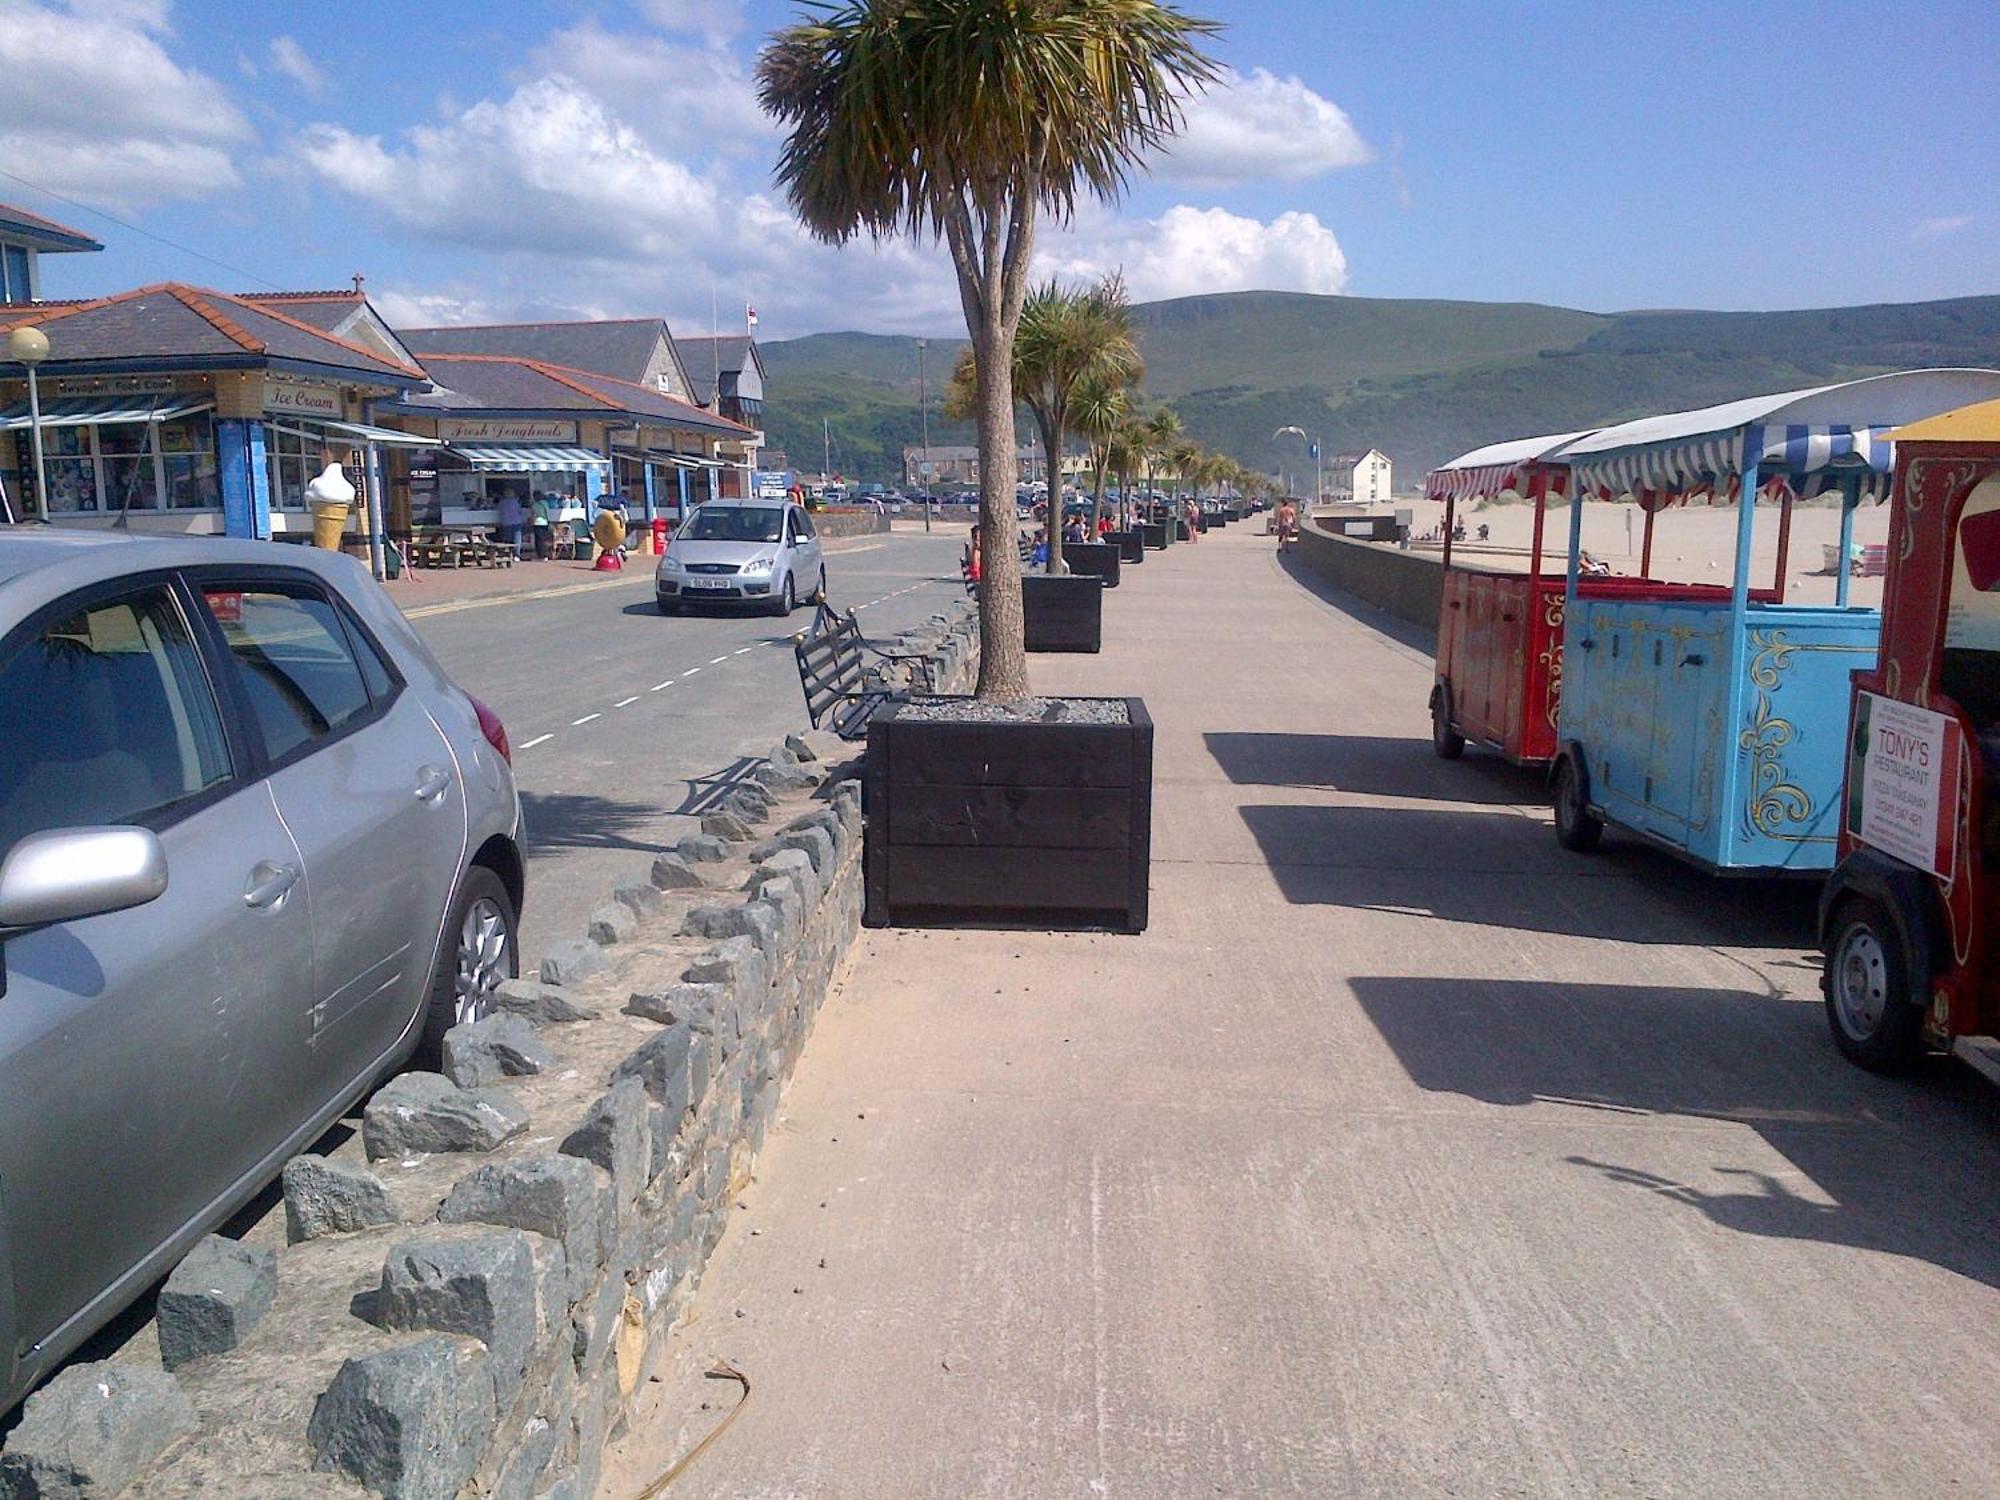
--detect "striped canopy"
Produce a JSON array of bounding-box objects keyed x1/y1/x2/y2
[
  {"x1": 0, "y1": 394, "x2": 213, "y2": 430},
  {"x1": 447, "y1": 443, "x2": 611, "y2": 472},
  {"x1": 1425, "y1": 430, "x2": 1592, "y2": 503},
  {"x1": 1560, "y1": 368, "x2": 2000, "y2": 508}
]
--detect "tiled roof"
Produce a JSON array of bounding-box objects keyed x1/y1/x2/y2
[
  {"x1": 0, "y1": 201, "x2": 103, "y2": 253},
  {"x1": 0, "y1": 283, "x2": 424, "y2": 383},
  {"x1": 678, "y1": 335, "x2": 757, "y2": 405},
  {"x1": 238, "y1": 290, "x2": 364, "y2": 334},
  {"x1": 400, "y1": 319, "x2": 666, "y2": 386},
  {"x1": 396, "y1": 354, "x2": 756, "y2": 438}
]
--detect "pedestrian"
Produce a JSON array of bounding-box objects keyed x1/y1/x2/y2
[
  {"x1": 495, "y1": 488, "x2": 525, "y2": 555},
  {"x1": 1031, "y1": 527, "x2": 1050, "y2": 567},
  {"x1": 1276, "y1": 498, "x2": 1299, "y2": 550},
  {"x1": 530, "y1": 492, "x2": 553, "y2": 559},
  {"x1": 962, "y1": 523, "x2": 983, "y2": 586}
]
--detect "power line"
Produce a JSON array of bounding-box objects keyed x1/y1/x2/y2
[{"x1": 0, "y1": 167, "x2": 286, "y2": 291}]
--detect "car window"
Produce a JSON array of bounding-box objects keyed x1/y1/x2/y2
[
  {"x1": 794, "y1": 508, "x2": 817, "y2": 540},
  {"x1": 0, "y1": 586, "x2": 233, "y2": 860},
  {"x1": 200, "y1": 585, "x2": 376, "y2": 763},
  {"x1": 681, "y1": 507, "x2": 784, "y2": 543}
]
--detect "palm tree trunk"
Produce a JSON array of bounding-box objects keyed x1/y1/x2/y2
[
  {"x1": 972, "y1": 313, "x2": 1030, "y2": 698},
  {"x1": 1039, "y1": 411, "x2": 1065, "y2": 575}
]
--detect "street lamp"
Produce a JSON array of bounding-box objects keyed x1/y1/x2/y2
[
  {"x1": 1273, "y1": 425, "x2": 1320, "y2": 508},
  {"x1": 8, "y1": 325, "x2": 51, "y2": 523},
  {"x1": 916, "y1": 337, "x2": 932, "y2": 531}
]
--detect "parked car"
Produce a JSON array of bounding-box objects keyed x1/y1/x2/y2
[
  {"x1": 655, "y1": 499, "x2": 826, "y2": 616},
  {"x1": 0, "y1": 529, "x2": 524, "y2": 1413}
]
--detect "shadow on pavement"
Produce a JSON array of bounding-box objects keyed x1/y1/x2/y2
[
  {"x1": 520, "y1": 790, "x2": 664, "y2": 855},
  {"x1": 1238, "y1": 802, "x2": 1820, "y2": 946},
  {"x1": 1275, "y1": 548, "x2": 1439, "y2": 658},
  {"x1": 1206, "y1": 730, "x2": 1544, "y2": 806},
  {"x1": 1349, "y1": 975, "x2": 2000, "y2": 1289}
]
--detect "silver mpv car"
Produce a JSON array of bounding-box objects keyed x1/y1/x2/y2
[
  {"x1": 655, "y1": 499, "x2": 826, "y2": 615},
  {"x1": 0, "y1": 529, "x2": 524, "y2": 1412}
]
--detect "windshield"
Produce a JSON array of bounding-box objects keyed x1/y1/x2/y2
[{"x1": 682, "y1": 506, "x2": 783, "y2": 544}]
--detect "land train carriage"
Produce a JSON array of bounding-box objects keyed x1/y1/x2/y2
[
  {"x1": 1548, "y1": 368, "x2": 2000, "y2": 874},
  {"x1": 1819, "y1": 397, "x2": 2000, "y2": 1068}
]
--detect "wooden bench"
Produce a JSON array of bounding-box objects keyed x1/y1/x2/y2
[{"x1": 793, "y1": 606, "x2": 942, "y2": 740}]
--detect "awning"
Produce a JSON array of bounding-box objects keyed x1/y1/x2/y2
[
  {"x1": 1425, "y1": 430, "x2": 1592, "y2": 504},
  {"x1": 0, "y1": 394, "x2": 214, "y2": 431},
  {"x1": 446, "y1": 443, "x2": 611, "y2": 472},
  {"x1": 619, "y1": 447, "x2": 725, "y2": 470},
  {"x1": 268, "y1": 418, "x2": 442, "y2": 450}
]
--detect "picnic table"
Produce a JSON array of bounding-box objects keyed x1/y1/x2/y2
[{"x1": 407, "y1": 528, "x2": 516, "y2": 570}]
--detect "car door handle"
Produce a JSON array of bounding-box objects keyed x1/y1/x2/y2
[
  {"x1": 244, "y1": 861, "x2": 300, "y2": 909},
  {"x1": 414, "y1": 766, "x2": 451, "y2": 803}
]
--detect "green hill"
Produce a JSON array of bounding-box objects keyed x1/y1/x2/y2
[{"x1": 759, "y1": 291, "x2": 2000, "y2": 485}]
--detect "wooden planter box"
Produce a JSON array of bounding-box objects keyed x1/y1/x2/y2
[
  {"x1": 1174, "y1": 520, "x2": 1191, "y2": 541},
  {"x1": 1107, "y1": 530, "x2": 1145, "y2": 563},
  {"x1": 1022, "y1": 573, "x2": 1103, "y2": 653},
  {"x1": 1062, "y1": 542, "x2": 1121, "y2": 588},
  {"x1": 865, "y1": 698, "x2": 1154, "y2": 932},
  {"x1": 1137, "y1": 522, "x2": 1168, "y2": 550}
]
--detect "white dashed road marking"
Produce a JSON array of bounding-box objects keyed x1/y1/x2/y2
[
  {"x1": 572, "y1": 713, "x2": 601, "y2": 726},
  {"x1": 614, "y1": 696, "x2": 639, "y2": 708},
  {"x1": 709, "y1": 656, "x2": 729, "y2": 664},
  {"x1": 519, "y1": 734, "x2": 553, "y2": 750},
  {"x1": 651, "y1": 680, "x2": 675, "y2": 691}
]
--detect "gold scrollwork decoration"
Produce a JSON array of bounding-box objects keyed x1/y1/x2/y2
[{"x1": 1738, "y1": 632, "x2": 1812, "y2": 836}]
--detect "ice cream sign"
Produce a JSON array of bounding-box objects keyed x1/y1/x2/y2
[{"x1": 1846, "y1": 693, "x2": 1964, "y2": 880}]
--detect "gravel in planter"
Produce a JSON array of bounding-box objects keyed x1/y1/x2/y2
[{"x1": 897, "y1": 697, "x2": 1130, "y2": 725}]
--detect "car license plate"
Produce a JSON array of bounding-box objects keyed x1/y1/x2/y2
[{"x1": 687, "y1": 579, "x2": 731, "y2": 590}]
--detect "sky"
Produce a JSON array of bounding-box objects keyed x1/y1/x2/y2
[{"x1": 2, "y1": 0, "x2": 1995, "y2": 340}]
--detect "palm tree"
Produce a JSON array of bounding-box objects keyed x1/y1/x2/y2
[
  {"x1": 1139, "y1": 406, "x2": 1183, "y2": 522},
  {"x1": 758, "y1": 0, "x2": 1219, "y2": 698},
  {"x1": 1014, "y1": 275, "x2": 1142, "y2": 572},
  {"x1": 1073, "y1": 376, "x2": 1135, "y2": 535}
]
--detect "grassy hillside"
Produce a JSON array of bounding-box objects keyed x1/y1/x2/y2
[{"x1": 760, "y1": 291, "x2": 2000, "y2": 485}]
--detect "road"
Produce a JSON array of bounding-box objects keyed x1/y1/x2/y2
[{"x1": 410, "y1": 526, "x2": 967, "y2": 962}]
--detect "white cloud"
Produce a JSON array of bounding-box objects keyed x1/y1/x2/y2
[
  {"x1": 1040, "y1": 204, "x2": 1351, "y2": 303},
  {"x1": 1912, "y1": 214, "x2": 1975, "y2": 242},
  {"x1": 294, "y1": 76, "x2": 719, "y2": 260},
  {"x1": 268, "y1": 35, "x2": 327, "y2": 98},
  {"x1": 635, "y1": 0, "x2": 746, "y2": 45},
  {"x1": 529, "y1": 20, "x2": 775, "y2": 159},
  {"x1": 1160, "y1": 67, "x2": 1373, "y2": 188},
  {"x1": 0, "y1": 0, "x2": 253, "y2": 208}
]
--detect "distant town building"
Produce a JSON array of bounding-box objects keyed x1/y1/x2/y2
[
  {"x1": 678, "y1": 335, "x2": 766, "y2": 433},
  {"x1": 0, "y1": 200, "x2": 103, "y2": 305},
  {"x1": 903, "y1": 440, "x2": 1089, "y2": 488},
  {"x1": 1329, "y1": 449, "x2": 1393, "y2": 504}
]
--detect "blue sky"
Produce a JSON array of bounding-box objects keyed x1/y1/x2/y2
[{"x1": 3, "y1": 0, "x2": 1994, "y2": 338}]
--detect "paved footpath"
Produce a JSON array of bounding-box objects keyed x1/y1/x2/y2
[{"x1": 603, "y1": 527, "x2": 2000, "y2": 1499}]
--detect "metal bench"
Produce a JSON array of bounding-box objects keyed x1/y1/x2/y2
[{"x1": 793, "y1": 605, "x2": 941, "y2": 740}]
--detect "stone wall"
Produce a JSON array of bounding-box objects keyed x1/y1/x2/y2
[
  {"x1": 809, "y1": 508, "x2": 891, "y2": 539},
  {"x1": 0, "y1": 616, "x2": 978, "y2": 1500},
  {"x1": 1292, "y1": 522, "x2": 1444, "y2": 637}
]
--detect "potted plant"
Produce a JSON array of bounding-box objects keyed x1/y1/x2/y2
[{"x1": 758, "y1": 0, "x2": 1216, "y2": 933}]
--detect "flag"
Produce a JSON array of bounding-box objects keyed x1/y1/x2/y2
[{"x1": 746, "y1": 305, "x2": 759, "y2": 329}]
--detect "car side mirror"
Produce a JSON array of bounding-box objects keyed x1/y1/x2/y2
[{"x1": 0, "y1": 827, "x2": 169, "y2": 936}]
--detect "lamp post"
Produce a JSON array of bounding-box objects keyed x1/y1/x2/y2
[
  {"x1": 916, "y1": 337, "x2": 932, "y2": 532},
  {"x1": 1274, "y1": 425, "x2": 1319, "y2": 508},
  {"x1": 8, "y1": 325, "x2": 51, "y2": 523}
]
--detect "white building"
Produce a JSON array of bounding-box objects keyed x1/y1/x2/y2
[
  {"x1": 0, "y1": 201, "x2": 103, "y2": 305},
  {"x1": 1329, "y1": 449, "x2": 1393, "y2": 505}
]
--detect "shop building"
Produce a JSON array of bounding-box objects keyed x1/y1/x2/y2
[
  {"x1": 402, "y1": 318, "x2": 762, "y2": 497},
  {"x1": 0, "y1": 201, "x2": 104, "y2": 306},
  {"x1": 378, "y1": 353, "x2": 757, "y2": 535},
  {"x1": 0, "y1": 282, "x2": 430, "y2": 538}
]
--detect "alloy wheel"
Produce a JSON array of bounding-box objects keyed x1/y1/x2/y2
[{"x1": 454, "y1": 896, "x2": 511, "y2": 1027}]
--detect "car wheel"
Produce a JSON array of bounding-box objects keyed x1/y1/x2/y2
[
  {"x1": 418, "y1": 865, "x2": 518, "y2": 1066},
  {"x1": 1552, "y1": 755, "x2": 1603, "y2": 852},
  {"x1": 1431, "y1": 682, "x2": 1466, "y2": 760},
  {"x1": 1824, "y1": 896, "x2": 1926, "y2": 1070},
  {"x1": 771, "y1": 574, "x2": 795, "y2": 616}
]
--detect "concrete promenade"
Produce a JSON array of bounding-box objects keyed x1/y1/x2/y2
[{"x1": 604, "y1": 526, "x2": 2000, "y2": 1498}]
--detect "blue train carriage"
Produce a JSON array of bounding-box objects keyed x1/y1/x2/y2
[{"x1": 1545, "y1": 369, "x2": 2000, "y2": 873}]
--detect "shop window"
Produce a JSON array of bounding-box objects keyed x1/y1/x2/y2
[
  {"x1": 100, "y1": 422, "x2": 160, "y2": 511},
  {"x1": 266, "y1": 425, "x2": 326, "y2": 510},
  {"x1": 43, "y1": 425, "x2": 98, "y2": 512},
  {"x1": 159, "y1": 416, "x2": 219, "y2": 509},
  {"x1": 29, "y1": 418, "x2": 218, "y2": 513}
]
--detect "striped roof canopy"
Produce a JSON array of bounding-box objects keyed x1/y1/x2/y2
[
  {"x1": 1425, "y1": 430, "x2": 1593, "y2": 503},
  {"x1": 1560, "y1": 368, "x2": 2000, "y2": 508}
]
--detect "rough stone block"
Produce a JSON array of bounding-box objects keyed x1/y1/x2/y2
[
  {"x1": 748, "y1": 847, "x2": 819, "y2": 908},
  {"x1": 612, "y1": 1026, "x2": 693, "y2": 1126},
  {"x1": 572, "y1": 1273, "x2": 626, "y2": 1373},
  {"x1": 785, "y1": 731, "x2": 817, "y2": 762},
  {"x1": 775, "y1": 825, "x2": 836, "y2": 877},
  {"x1": 679, "y1": 902, "x2": 777, "y2": 951},
  {"x1": 561, "y1": 1076, "x2": 648, "y2": 1208},
  {"x1": 492, "y1": 1415, "x2": 559, "y2": 1500},
  {"x1": 586, "y1": 902, "x2": 637, "y2": 947},
  {"x1": 370, "y1": 1231, "x2": 541, "y2": 1405},
  {"x1": 495, "y1": 977, "x2": 599, "y2": 1024},
  {"x1": 648, "y1": 852, "x2": 708, "y2": 891},
  {"x1": 540, "y1": 938, "x2": 608, "y2": 987},
  {"x1": 309, "y1": 1336, "x2": 494, "y2": 1500},
  {"x1": 751, "y1": 886, "x2": 802, "y2": 954},
  {"x1": 442, "y1": 1014, "x2": 553, "y2": 1089},
  {"x1": 753, "y1": 759, "x2": 818, "y2": 792},
  {"x1": 700, "y1": 809, "x2": 755, "y2": 843},
  {"x1": 683, "y1": 936, "x2": 765, "y2": 998},
  {"x1": 362, "y1": 1072, "x2": 529, "y2": 1161},
  {"x1": 156, "y1": 1235, "x2": 278, "y2": 1369},
  {"x1": 283, "y1": 1155, "x2": 399, "y2": 1243},
  {"x1": 676, "y1": 834, "x2": 730, "y2": 864},
  {"x1": 623, "y1": 983, "x2": 723, "y2": 1031},
  {"x1": 0, "y1": 1362, "x2": 195, "y2": 1499},
  {"x1": 438, "y1": 1156, "x2": 605, "y2": 1299},
  {"x1": 612, "y1": 880, "x2": 668, "y2": 920}
]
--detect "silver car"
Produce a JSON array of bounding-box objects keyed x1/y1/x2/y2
[
  {"x1": 0, "y1": 529, "x2": 524, "y2": 1411},
  {"x1": 655, "y1": 499, "x2": 826, "y2": 616}
]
